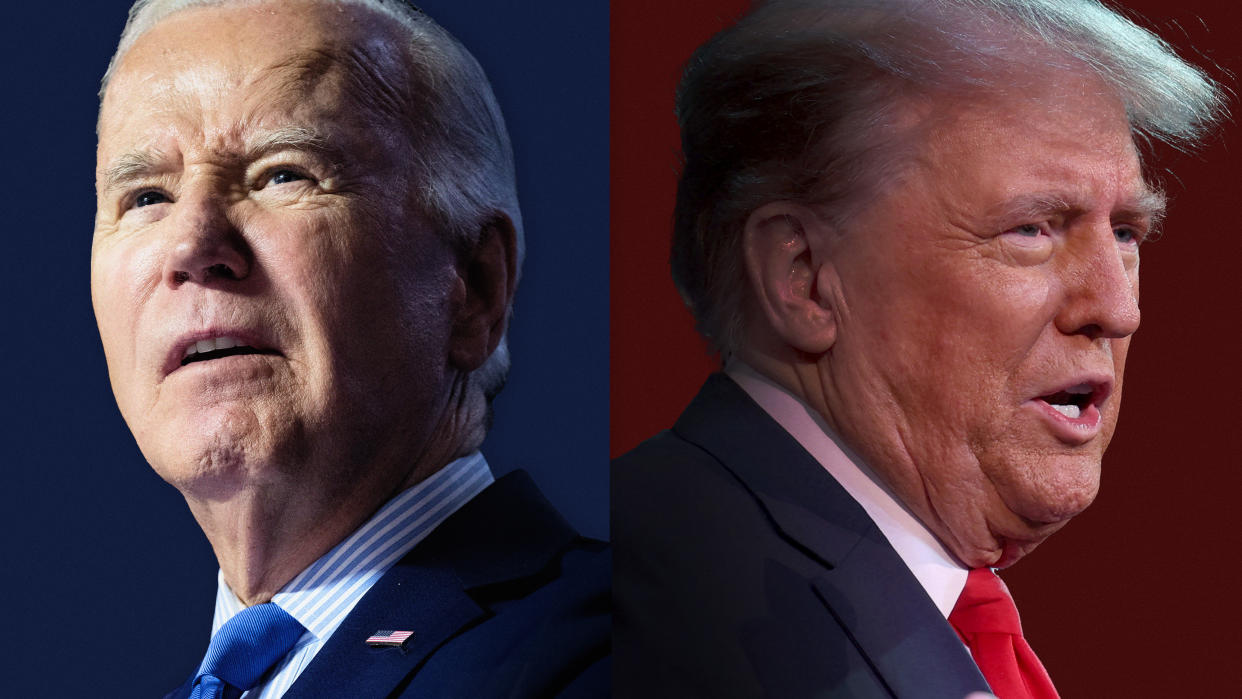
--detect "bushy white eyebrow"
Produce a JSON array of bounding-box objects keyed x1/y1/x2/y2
[
  {"x1": 989, "y1": 186, "x2": 1167, "y2": 227},
  {"x1": 99, "y1": 149, "x2": 173, "y2": 197},
  {"x1": 243, "y1": 126, "x2": 333, "y2": 160},
  {"x1": 99, "y1": 126, "x2": 339, "y2": 198}
]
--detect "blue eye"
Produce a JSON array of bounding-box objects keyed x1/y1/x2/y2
[
  {"x1": 1008, "y1": 224, "x2": 1042, "y2": 237},
  {"x1": 134, "y1": 191, "x2": 169, "y2": 208},
  {"x1": 1114, "y1": 227, "x2": 1139, "y2": 244},
  {"x1": 269, "y1": 169, "x2": 307, "y2": 185}
]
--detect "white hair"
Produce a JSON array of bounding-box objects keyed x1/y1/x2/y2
[
  {"x1": 100, "y1": 0, "x2": 523, "y2": 405},
  {"x1": 672, "y1": 0, "x2": 1228, "y2": 359}
]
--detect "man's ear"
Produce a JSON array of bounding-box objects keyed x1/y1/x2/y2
[
  {"x1": 449, "y1": 213, "x2": 518, "y2": 372},
  {"x1": 742, "y1": 201, "x2": 839, "y2": 356}
]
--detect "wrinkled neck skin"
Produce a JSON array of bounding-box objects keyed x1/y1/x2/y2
[
  {"x1": 183, "y1": 375, "x2": 485, "y2": 607},
  {"x1": 738, "y1": 343, "x2": 1047, "y2": 570}
]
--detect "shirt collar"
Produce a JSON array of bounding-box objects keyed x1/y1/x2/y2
[{"x1": 210, "y1": 452, "x2": 494, "y2": 641}]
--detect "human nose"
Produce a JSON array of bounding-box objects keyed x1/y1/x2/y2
[
  {"x1": 161, "y1": 191, "x2": 252, "y2": 288},
  {"x1": 1054, "y1": 225, "x2": 1141, "y2": 340}
]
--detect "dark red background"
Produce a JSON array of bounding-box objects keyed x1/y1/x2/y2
[{"x1": 612, "y1": 1, "x2": 1242, "y2": 695}]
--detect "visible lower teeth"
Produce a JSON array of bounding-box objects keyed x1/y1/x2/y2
[{"x1": 1051, "y1": 403, "x2": 1082, "y2": 419}]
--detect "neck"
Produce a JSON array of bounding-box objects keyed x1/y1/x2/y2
[
  {"x1": 736, "y1": 347, "x2": 839, "y2": 432},
  {"x1": 193, "y1": 487, "x2": 370, "y2": 606},
  {"x1": 186, "y1": 380, "x2": 485, "y2": 606}
]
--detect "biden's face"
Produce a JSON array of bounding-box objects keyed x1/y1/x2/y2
[
  {"x1": 91, "y1": 1, "x2": 463, "y2": 502},
  {"x1": 821, "y1": 74, "x2": 1156, "y2": 567}
]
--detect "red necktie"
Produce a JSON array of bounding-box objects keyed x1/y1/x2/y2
[{"x1": 948, "y1": 568, "x2": 1060, "y2": 699}]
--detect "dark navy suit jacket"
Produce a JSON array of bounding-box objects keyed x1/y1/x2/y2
[
  {"x1": 167, "y1": 471, "x2": 610, "y2": 698},
  {"x1": 613, "y1": 374, "x2": 990, "y2": 698}
]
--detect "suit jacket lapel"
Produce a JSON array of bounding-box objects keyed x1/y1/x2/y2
[
  {"x1": 674, "y1": 374, "x2": 989, "y2": 697},
  {"x1": 672, "y1": 374, "x2": 875, "y2": 569},
  {"x1": 283, "y1": 471, "x2": 578, "y2": 699},
  {"x1": 282, "y1": 563, "x2": 485, "y2": 699},
  {"x1": 809, "y1": 539, "x2": 986, "y2": 698}
]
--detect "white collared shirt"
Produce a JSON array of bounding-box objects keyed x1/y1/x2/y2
[
  {"x1": 203, "y1": 452, "x2": 494, "y2": 697},
  {"x1": 726, "y1": 362, "x2": 967, "y2": 617}
]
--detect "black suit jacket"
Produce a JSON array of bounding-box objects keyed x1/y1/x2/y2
[
  {"x1": 167, "y1": 471, "x2": 609, "y2": 698},
  {"x1": 613, "y1": 374, "x2": 990, "y2": 698}
]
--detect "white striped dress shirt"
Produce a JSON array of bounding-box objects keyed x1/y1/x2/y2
[{"x1": 202, "y1": 452, "x2": 494, "y2": 698}]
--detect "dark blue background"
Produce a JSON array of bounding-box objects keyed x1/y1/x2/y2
[{"x1": 0, "y1": 1, "x2": 607, "y2": 694}]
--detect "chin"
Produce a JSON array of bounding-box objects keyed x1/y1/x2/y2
[
  {"x1": 985, "y1": 442, "x2": 1103, "y2": 520},
  {"x1": 1014, "y1": 465, "x2": 1100, "y2": 526},
  {"x1": 983, "y1": 484, "x2": 1097, "y2": 570},
  {"x1": 138, "y1": 412, "x2": 280, "y2": 499},
  {"x1": 942, "y1": 461, "x2": 1100, "y2": 571},
  {"x1": 147, "y1": 440, "x2": 251, "y2": 498},
  {"x1": 951, "y1": 516, "x2": 1064, "y2": 569}
]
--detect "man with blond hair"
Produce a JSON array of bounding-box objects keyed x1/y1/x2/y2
[{"x1": 613, "y1": 0, "x2": 1223, "y2": 696}]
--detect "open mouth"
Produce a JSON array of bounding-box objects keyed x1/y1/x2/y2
[
  {"x1": 180, "y1": 336, "x2": 279, "y2": 366},
  {"x1": 1037, "y1": 384, "x2": 1094, "y2": 420}
]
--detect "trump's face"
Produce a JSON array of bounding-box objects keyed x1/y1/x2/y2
[
  {"x1": 820, "y1": 73, "x2": 1156, "y2": 567},
  {"x1": 92, "y1": 2, "x2": 463, "y2": 502}
]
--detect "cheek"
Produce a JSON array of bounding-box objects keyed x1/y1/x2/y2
[
  {"x1": 248, "y1": 206, "x2": 384, "y2": 323},
  {"x1": 857, "y1": 256, "x2": 1057, "y2": 402},
  {"x1": 935, "y1": 261, "x2": 1056, "y2": 348},
  {"x1": 255, "y1": 209, "x2": 454, "y2": 386},
  {"x1": 91, "y1": 239, "x2": 163, "y2": 393}
]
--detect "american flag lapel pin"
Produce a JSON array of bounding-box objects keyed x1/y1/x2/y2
[{"x1": 366, "y1": 629, "x2": 415, "y2": 650}]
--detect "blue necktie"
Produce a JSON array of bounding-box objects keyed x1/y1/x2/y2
[{"x1": 188, "y1": 602, "x2": 305, "y2": 699}]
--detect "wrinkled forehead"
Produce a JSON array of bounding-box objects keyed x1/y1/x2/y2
[
  {"x1": 901, "y1": 72, "x2": 1162, "y2": 224},
  {"x1": 97, "y1": 1, "x2": 410, "y2": 162}
]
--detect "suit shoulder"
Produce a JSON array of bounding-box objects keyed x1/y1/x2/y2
[
  {"x1": 403, "y1": 498, "x2": 610, "y2": 698},
  {"x1": 613, "y1": 428, "x2": 753, "y2": 506},
  {"x1": 611, "y1": 428, "x2": 878, "y2": 697},
  {"x1": 613, "y1": 429, "x2": 766, "y2": 540},
  {"x1": 612, "y1": 427, "x2": 785, "y2": 625},
  {"x1": 437, "y1": 539, "x2": 610, "y2": 698}
]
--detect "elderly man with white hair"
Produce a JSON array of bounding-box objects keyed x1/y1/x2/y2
[
  {"x1": 613, "y1": 0, "x2": 1224, "y2": 697},
  {"x1": 91, "y1": 0, "x2": 608, "y2": 696}
]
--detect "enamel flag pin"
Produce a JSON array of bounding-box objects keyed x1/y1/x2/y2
[{"x1": 366, "y1": 629, "x2": 415, "y2": 649}]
